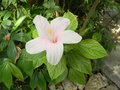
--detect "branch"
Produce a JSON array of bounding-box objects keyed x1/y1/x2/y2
[{"x1": 79, "y1": 0, "x2": 100, "y2": 34}]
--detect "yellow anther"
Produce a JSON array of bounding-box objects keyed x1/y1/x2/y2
[{"x1": 47, "y1": 28, "x2": 52, "y2": 34}]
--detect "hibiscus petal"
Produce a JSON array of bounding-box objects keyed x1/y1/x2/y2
[
  {"x1": 33, "y1": 15, "x2": 50, "y2": 37},
  {"x1": 62, "y1": 30, "x2": 82, "y2": 44},
  {"x1": 51, "y1": 17, "x2": 70, "y2": 32},
  {"x1": 46, "y1": 43, "x2": 63, "y2": 65},
  {"x1": 26, "y1": 37, "x2": 46, "y2": 54}
]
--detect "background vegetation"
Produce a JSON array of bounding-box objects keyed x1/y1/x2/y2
[{"x1": 0, "y1": 0, "x2": 120, "y2": 89}]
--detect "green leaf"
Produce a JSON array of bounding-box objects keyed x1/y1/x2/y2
[
  {"x1": 31, "y1": 25, "x2": 38, "y2": 39},
  {"x1": 0, "y1": 11, "x2": 7, "y2": 18},
  {"x1": 30, "y1": 71, "x2": 38, "y2": 89},
  {"x1": 42, "y1": 69, "x2": 68, "y2": 85},
  {"x1": 0, "y1": 62, "x2": 12, "y2": 89},
  {"x1": 92, "y1": 33, "x2": 102, "y2": 42},
  {"x1": 45, "y1": 57, "x2": 67, "y2": 80},
  {"x1": 42, "y1": 70, "x2": 52, "y2": 83},
  {"x1": 7, "y1": 40, "x2": 17, "y2": 62},
  {"x1": 37, "y1": 71, "x2": 46, "y2": 90},
  {"x1": 32, "y1": 30, "x2": 38, "y2": 39},
  {"x1": 81, "y1": 27, "x2": 91, "y2": 36},
  {"x1": 0, "y1": 40, "x2": 8, "y2": 52},
  {"x1": 76, "y1": 39, "x2": 107, "y2": 59},
  {"x1": 8, "y1": 62, "x2": 24, "y2": 81},
  {"x1": 17, "y1": 60, "x2": 34, "y2": 77},
  {"x1": 20, "y1": 49, "x2": 45, "y2": 69},
  {"x1": 68, "y1": 68, "x2": 86, "y2": 85},
  {"x1": 30, "y1": 71, "x2": 46, "y2": 90},
  {"x1": 51, "y1": 68, "x2": 68, "y2": 84},
  {"x1": 3, "y1": 11, "x2": 12, "y2": 20},
  {"x1": 20, "y1": 0, "x2": 27, "y2": 2},
  {"x1": 13, "y1": 16, "x2": 27, "y2": 31},
  {"x1": 66, "y1": 49, "x2": 92, "y2": 74},
  {"x1": 12, "y1": 32, "x2": 26, "y2": 42},
  {"x1": 63, "y1": 11, "x2": 78, "y2": 31},
  {"x1": 21, "y1": 7, "x2": 31, "y2": 17},
  {"x1": 64, "y1": 44, "x2": 74, "y2": 52},
  {"x1": 2, "y1": 20, "x2": 11, "y2": 28},
  {"x1": 2, "y1": 0, "x2": 9, "y2": 7},
  {"x1": 9, "y1": 0, "x2": 16, "y2": 5}
]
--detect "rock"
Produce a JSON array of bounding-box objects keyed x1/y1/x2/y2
[
  {"x1": 85, "y1": 73, "x2": 108, "y2": 90},
  {"x1": 76, "y1": 84, "x2": 85, "y2": 90},
  {"x1": 100, "y1": 84, "x2": 118, "y2": 90},
  {"x1": 62, "y1": 79, "x2": 77, "y2": 90},
  {"x1": 48, "y1": 84, "x2": 56, "y2": 90},
  {"x1": 102, "y1": 45, "x2": 120, "y2": 88},
  {"x1": 56, "y1": 83, "x2": 63, "y2": 90}
]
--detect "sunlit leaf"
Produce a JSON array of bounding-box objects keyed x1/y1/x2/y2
[
  {"x1": 76, "y1": 39, "x2": 108, "y2": 59},
  {"x1": 63, "y1": 11, "x2": 78, "y2": 31},
  {"x1": 13, "y1": 16, "x2": 27, "y2": 31}
]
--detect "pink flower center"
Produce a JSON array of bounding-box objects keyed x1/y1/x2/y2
[{"x1": 47, "y1": 28, "x2": 58, "y2": 43}]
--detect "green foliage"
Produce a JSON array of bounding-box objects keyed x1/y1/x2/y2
[
  {"x1": 0, "y1": 40, "x2": 8, "y2": 52},
  {"x1": 0, "y1": 58, "x2": 23, "y2": 89},
  {"x1": 45, "y1": 57, "x2": 67, "y2": 80},
  {"x1": 67, "y1": 49, "x2": 92, "y2": 75},
  {"x1": 17, "y1": 59, "x2": 34, "y2": 77},
  {"x1": 76, "y1": 39, "x2": 108, "y2": 59},
  {"x1": 30, "y1": 71, "x2": 46, "y2": 90},
  {"x1": 92, "y1": 32, "x2": 102, "y2": 42},
  {"x1": 0, "y1": 0, "x2": 118, "y2": 89},
  {"x1": 68, "y1": 68, "x2": 86, "y2": 84},
  {"x1": 11, "y1": 32, "x2": 27, "y2": 42},
  {"x1": 32, "y1": 30, "x2": 38, "y2": 39},
  {"x1": 51, "y1": 69, "x2": 68, "y2": 84},
  {"x1": 9, "y1": 62, "x2": 24, "y2": 81},
  {"x1": 63, "y1": 11, "x2": 78, "y2": 31},
  {"x1": 13, "y1": 16, "x2": 27, "y2": 31},
  {"x1": 0, "y1": 61, "x2": 12, "y2": 89},
  {"x1": 7, "y1": 40, "x2": 17, "y2": 62},
  {"x1": 19, "y1": 49, "x2": 46, "y2": 69},
  {"x1": 81, "y1": 27, "x2": 91, "y2": 36},
  {"x1": 3, "y1": 11, "x2": 12, "y2": 20}
]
